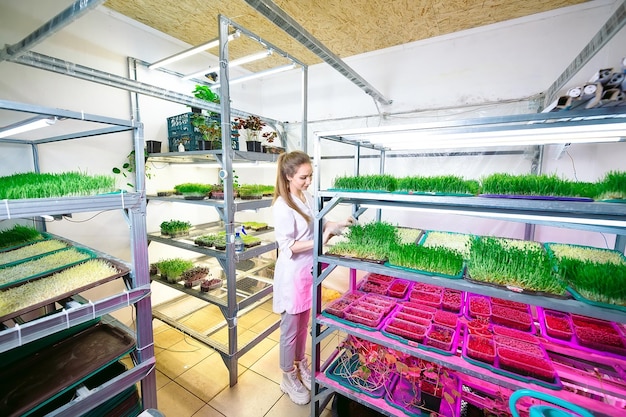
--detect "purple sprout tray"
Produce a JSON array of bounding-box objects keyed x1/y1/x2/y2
[
  {"x1": 479, "y1": 194, "x2": 594, "y2": 202},
  {"x1": 537, "y1": 307, "x2": 626, "y2": 360}
]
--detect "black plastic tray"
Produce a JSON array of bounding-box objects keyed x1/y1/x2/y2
[{"x1": 0, "y1": 322, "x2": 135, "y2": 417}]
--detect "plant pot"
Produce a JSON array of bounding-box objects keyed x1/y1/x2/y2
[
  {"x1": 146, "y1": 140, "x2": 162, "y2": 153},
  {"x1": 198, "y1": 140, "x2": 220, "y2": 150},
  {"x1": 246, "y1": 141, "x2": 262, "y2": 152},
  {"x1": 209, "y1": 190, "x2": 224, "y2": 200}
]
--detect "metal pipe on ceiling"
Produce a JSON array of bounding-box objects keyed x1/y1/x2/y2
[
  {"x1": 243, "y1": 0, "x2": 393, "y2": 106},
  {"x1": 0, "y1": 0, "x2": 106, "y2": 62},
  {"x1": 543, "y1": 0, "x2": 626, "y2": 107}
]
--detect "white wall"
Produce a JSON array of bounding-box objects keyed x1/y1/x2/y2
[{"x1": 0, "y1": 0, "x2": 625, "y2": 297}]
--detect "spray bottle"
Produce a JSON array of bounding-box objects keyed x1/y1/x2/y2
[{"x1": 234, "y1": 225, "x2": 246, "y2": 253}]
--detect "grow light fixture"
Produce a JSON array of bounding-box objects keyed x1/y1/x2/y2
[
  {"x1": 0, "y1": 116, "x2": 56, "y2": 139},
  {"x1": 325, "y1": 121, "x2": 626, "y2": 150},
  {"x1": 182, "y1": 50, "x2": 274, "y2": 81},
  {"x1": 148, "y1": 31, "x2": 241, "y2": 70},
  {"x1": 210, "y1": 63, "x2": 296, "y2": 89}
]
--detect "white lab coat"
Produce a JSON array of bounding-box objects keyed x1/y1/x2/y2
[{"x1": 272, "y1": 192, "x2": 318, "y2": 314}]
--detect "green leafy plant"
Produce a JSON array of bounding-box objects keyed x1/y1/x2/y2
[
  {"x1": 557, "y1": 257, "x2": 626, "y2": 305},
  {"x1": 156, "y1": 258, "x2": 194, "y2": 283},
  {"x1": 397, "y1": 175, "x2": 480, "y2": 195},
  {"x1": 388, "y1": 243, "x2": 464, "y2": 276},
  {"x1": 326, "y1": 221, "x2": 400, "y2": 261},
  {"x1": 193, "y1": 84, "x2": 220, "y2": 104},
  {"x1": 233, "y1": 115, "x2": 265, "y2": 131},
  {"x1": 160, "y1": 219, "x2": 192, "y2": 237},
  {"x1": 191, "y1": 114, "x2": 222, "y2": 144},
  {"x1": 173, "y1": 183, "x2": 212, "y2": 195},
  {"x1": 596, "y1": 170, "x2": 626, "y2": 200},
  {"x1": 480, "y1": 173, "x2": 596, "y2": 198},
  {"x1": 0, "y1": 225, "x2": 43, "y2": 250},
  {"x1": 0, "y1": 172, "x2": 116, "y2": 200},
  {"x1": 332, "y1": 174, "x2": 398, "y2": 192},
  {"x1": 112, "y1": 149, "x2": 152, "y2": 189},
  {"x1": 468, "y1": 236, "x2": 566, "y2": 295}
]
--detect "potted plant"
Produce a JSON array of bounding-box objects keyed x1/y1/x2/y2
[
  {"x1": 192, "y1": 114, "x2": 222, "y2": 150},
  {"x1": 234, "y1": 115, "x2": 265, "y2": 152}
]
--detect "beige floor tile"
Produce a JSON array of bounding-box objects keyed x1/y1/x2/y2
[
  {"x1": 248, "y1": 312, "x2": 280, "y2": 335},
  {"x1": 237, "y1": 307, "x2": 272, "y2": 328},
  {"x1": 266, "y1": 394, "x2": 312, "y2": 417},
  {"x1": 238, "y1": 335, "x2": 277, "y2": 368},
  {"x1": 180, "y1": 305, "x2": 226, "y2": 333},
  {"x1": 156, "y1": 380, "x2": 205, "y2": 417},
  {"x1": 155, "y1": 369, "x2": 172, "y2": 390},
  {"x1": 209, "y1": 370, "x2": 282, "y2": 417},
  {"x1": 249, "y1": 343, "x2": 283, "y2": 385},
  {"x1": 175, "y1": 352, "x2": 245, "y2": 402},
  {"x1": 154, "y1": 327, "x2": 186, "y2": 350},
  {"x1": 192, "y1": 404, "x2": 226, "y2": 417},
  {"x1": 156, "y1": 338, "x2": 215, "y2": 379}
]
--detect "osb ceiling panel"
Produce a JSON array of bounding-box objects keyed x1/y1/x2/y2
[{"x1": 105, "y1": 0, "x2": 588, "y2": 71}]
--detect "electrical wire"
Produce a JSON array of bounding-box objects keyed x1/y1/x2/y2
[{"x1": 566, "y1": 150, "x2": 579, "y2": 181}]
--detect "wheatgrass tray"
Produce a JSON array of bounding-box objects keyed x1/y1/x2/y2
[{"x1": 0, "y1": 258, "x2": 130, "y2": 322}]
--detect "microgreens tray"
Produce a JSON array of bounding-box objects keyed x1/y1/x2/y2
[
  {"x1": 0, "y1": 246, "x2": 97, "y2": 290},
  {"x1": 391, "y1": 190, "x2": 475, "y2": 197},
  {"x1": 382, "y1": 304, "x2": 462, "y2": 356},
  {"x1": 0, "y1": 239, "x2": 71, "y2": 269},
  {"x1": 385, "y1": 261, "x2": 466, "y2": 280},
  {"x1": 479, "y1": 194, "x2": 594, "y2": 202},
  {"x1": 537, "y1": 307, "x2": 626, "y2": 359},
  {"x1": 323, "y1": 292, "x2": 397, "y2": 331},
  {"x1": 461, "y1": 330, "x2": 562, "y2": 389},
  {"x1": 464, "y1": 294, "x2": 537, "y2": 335},
  {"x1": 0, "y1": 232, "x2": 52, "y2": 254}
]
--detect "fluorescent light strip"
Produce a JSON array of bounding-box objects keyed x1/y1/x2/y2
[
  {"x1": 353, "y1": 123, "x2": 626, "y2": 150},
  {"x1": 148, "y1": 32, "x2": 240, "y2": 70},
  {"x1": 182, "y1": 50, "x2": 273, "y2": 81},
  {"x1": 0, "y1": 117, "x2": 56, "y2": 139},
  {"x1": 211, "y1": 63, "x2": 296, "y2": 89}
]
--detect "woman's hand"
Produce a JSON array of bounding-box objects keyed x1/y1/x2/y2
[{"x1": 339, "y1": 216, "x2": 356, "y2": 228}]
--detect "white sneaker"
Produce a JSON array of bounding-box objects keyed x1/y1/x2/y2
[
  {"x1": 297, "y1": 357, "x2": 312, "y2": 390},
  {"x1": 280, "y1": 366, "x2": 310, "y2": 405}
]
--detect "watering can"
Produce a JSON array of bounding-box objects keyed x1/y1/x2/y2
[{"x1": 509, "y1": 389, "x2": 594, "y2": 417}]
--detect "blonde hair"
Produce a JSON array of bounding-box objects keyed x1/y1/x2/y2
[{"x1": 273, "y1": 150, "x2": 312, "y2": 223}]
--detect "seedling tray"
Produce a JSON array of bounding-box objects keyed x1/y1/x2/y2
[
  {"x1": 0, "y1": 258, "x2": 130, "y2": 322},
  {"x1": 0, "y1": 239, "x2": 71, "y2": 268},
  {"x1": 538, "y1": 308, "x2": 626, "y2": 359},
  {"x1": 479, "y1": 194, "x2": 594, "y2": 202},
  {"x1": 465, "y1": 272, "x2": 570, "y2": 299},
  {"x1": 0, "y1": 232, "x2": 51, "y2": 253},
  {"x1": 0, "y1": 322, "x2": 135, "y2": 417},
  {"x1": 461, "y1": 330, "x2": 562, "y2": 389},
  {"x1": 325, "y1": 350, "x2": 388, "y2": 398},
  {"x1": 385, "y1": 260, "x2": 466, "y2": 280},
  {"x1": 0, "y1": 246, "x2": 97, "y2": 290},
  {"x1": 465, "y1": 294, "x2": 537, "y2": 335},
  {"x1": 325, "y1": 253, "x2": 387, "y2": 264}
]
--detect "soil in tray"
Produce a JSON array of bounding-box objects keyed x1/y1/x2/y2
[
  {"x1": 412, "y1": 282, "x2": 444, "y2": 295},
  {"x1": 495, "y1": 335, "x2": 544, "y2": 356},
  {"x1": 368, "y1": 273, "x2": 395, "y2": 283},
  {"x1": 0, "y1": 323, "x2": 134, "y2": 417},
  {"x1": 396, "y1": 309, "x2": 433, "y2": 323},
  {"x1": 497, "y1": 346, "x2": 556, "y2": 382},
  {"x1": 574, "y1": 325, "x2": 626, "y2": 355},
  {"x1": 388, "y1": 280, "x2": 410, "y2": 298},
  {"x1": 363, "y1": 294, "x2": 396, "y2": 312},
  {"x1": 403, "y1": 302, "x2": 437, "y2": 314},
  {"x1": 325, "y1": 298, "x2": 352, "y2": 318},
  {"x1": 360, "y1": 279, "x2": 390, "y2": 295},
  {"x1": 490, "y1": 297, "x2": 529, "y2": 311},
  {"x1": 434, "y1": 309, "x2": 458, "y2": 328}
]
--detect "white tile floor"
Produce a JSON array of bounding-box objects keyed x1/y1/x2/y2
[{"x1": 145, "y1": 318, "x2": 339, "y2": 417}]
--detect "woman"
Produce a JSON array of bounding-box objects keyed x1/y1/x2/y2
[{"x1": 272, "y1": 150, "x2": 353, "y2": 405}]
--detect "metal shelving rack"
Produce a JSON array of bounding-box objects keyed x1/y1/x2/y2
[
  {"x1": 143, "y1": 15, "x2": 308, "y2": 387},
  {"x1": 310, "y1": 109, "x2": 626, "y2": 416},
  {"x1": 0, "y1": 99, "x2": 157, "y2": 416}
]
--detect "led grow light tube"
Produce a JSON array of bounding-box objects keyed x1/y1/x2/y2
[
  {"x1": 210, "y1": 63, "x2": 296, "y2": 89},
  {"x1": 182, "y1": 50, "x2": 273, "y2": 81},
  {"x1": 0, "y1": 117, "x2": 56, "y2": 139},
  {"x1": 148, "y1": 32, "x2": 240, "y2": 70}
]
